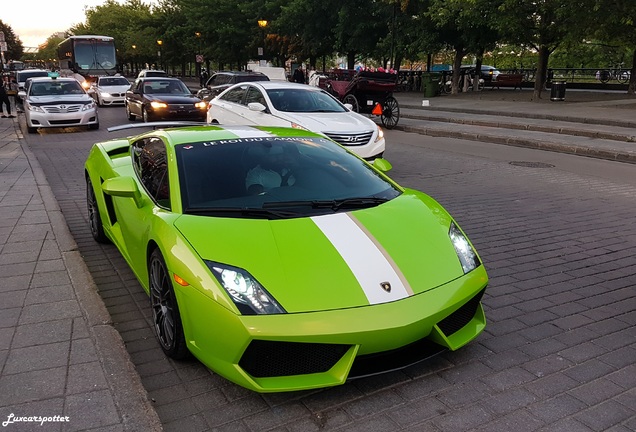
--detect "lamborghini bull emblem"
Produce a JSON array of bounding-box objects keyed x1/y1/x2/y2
[{"x1": 380, "y1": 281, "x2": 391, "y2": 293}]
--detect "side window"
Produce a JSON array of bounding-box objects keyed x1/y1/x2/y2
[
  {"x1": 245, "y1": 86, "x2": 266, "y2": 106},
  {"x1": 131, "y1": 137, "x2": 171, "y2": 209},
  {"x1": 221, "y1": 86, "x2": 247, "y2": 104},
  {"x1": 214, "y1": 75, "x2": 228, "y2": 86}
]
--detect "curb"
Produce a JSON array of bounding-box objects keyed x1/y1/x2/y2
[
  {"x1": 400, "y1": 112, "x2": 636, "y2": 143},
  {"x1": 395, "y1": 123, "x2": 636, "y2": 165},
  {"x1": 400, "y1": 103, "x2": 636, "y2": 129},
  {"x1": 13, "y1": 119, "x2": 163, "y2": 431}
]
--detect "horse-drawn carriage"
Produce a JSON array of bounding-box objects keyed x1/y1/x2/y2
[{"x1": 321, "y1": 70, "x2": 400, "y2": 129}]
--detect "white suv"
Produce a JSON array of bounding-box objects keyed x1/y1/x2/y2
[{"x1": 18, "y1": 77, "x2": 99, "y2": 134}]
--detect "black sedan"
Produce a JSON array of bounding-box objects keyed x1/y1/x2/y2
[{"x1": 125, "y1": 77, "x2": 207, "y2": 122}]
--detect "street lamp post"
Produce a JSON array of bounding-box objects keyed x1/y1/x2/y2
[
  {"x1": 132, "y1": 44, "x2": 137, "y2": 75},
  {"x1": 257, "y1": 20, "x2": 267, "y2": 66},
  {"x1": 195, "y1": 32, "x2": 202, "y2": 80},
  {"x1": 157, "y1": 40, "x2": 163, "y2": 72}
]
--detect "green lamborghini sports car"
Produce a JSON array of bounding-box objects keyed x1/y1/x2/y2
[{"x1": 85, "y1": 124, "x2": 488, "y2": 393}]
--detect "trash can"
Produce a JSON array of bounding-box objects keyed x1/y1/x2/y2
[
  {"x1": 550, "y1": 81, "x2": 566, "y2": 101},
  {"x1": 422, "y1": 72, "x2": 440, "y2": 97}
]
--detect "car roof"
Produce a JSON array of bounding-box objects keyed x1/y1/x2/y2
[
  {"x1": 214, "y1": 71, "x2": 267, "y2": 76},
  {"x1": 28, "y1": 77, "x2": 78, "y2": 83},
  {"x1": 234, "y1": 81, "x2": 321, "y2": 91}
]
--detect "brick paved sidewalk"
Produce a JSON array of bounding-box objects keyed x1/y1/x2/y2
[{"x1": 0, "y1": 117, "x2": 161, "y2": 431}]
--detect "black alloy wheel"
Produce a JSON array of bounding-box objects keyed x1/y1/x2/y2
[
  {"x1": 86, "y1": 176, "x2": 109, "y2": 243},
  {"x1": 149, "y1": 249, "x2": 189, "y2": 359}
]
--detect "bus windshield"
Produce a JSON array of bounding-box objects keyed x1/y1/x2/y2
[{"x1": 74, "y1": 40, "x2": 116, "y2": 71}]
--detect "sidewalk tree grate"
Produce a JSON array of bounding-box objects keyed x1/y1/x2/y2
[{"x1": 509, "y1": 161, "x2": 555, "y2": 168}]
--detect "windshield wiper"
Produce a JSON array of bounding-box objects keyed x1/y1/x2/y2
[
  {"x1": 186, "y1": 207, "x2": 300, "y2": 219},
  {"x1": 263, "y1": 197, "x2": 389, "y2": 211}
]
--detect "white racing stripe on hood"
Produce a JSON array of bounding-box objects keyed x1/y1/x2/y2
[
  {"x1": 222, "y1": 126, "x2": 274, "y2": 138},
  {"x1": 311, "y1": 212, "x2": 411, "y2": 305}
]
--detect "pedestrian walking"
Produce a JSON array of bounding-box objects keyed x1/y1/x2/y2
[
  {"x1": 293, "y1": 67, "x2": 305, "y2": 84},
  {"x1": 0, "y1": 77, "x2": 15, "y2": 118}
]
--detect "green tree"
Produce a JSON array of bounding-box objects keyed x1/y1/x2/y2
[
  {"x1": 593, "y1": 0, "x2": 636, "y2": 94},
  {"x1": 496, "y1": 0, "x2": 595, "y2": 100},
  {"x1": 0, "y1": 20, "x2": 24, "y2": 64}
]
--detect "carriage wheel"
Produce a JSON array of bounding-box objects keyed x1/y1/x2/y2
[
  {"x1": 380, "y1": 96, "x2": 400, "y2": 129},
  {"x1": 343, "y1": 94, "x2": 359, "y2": 112}
]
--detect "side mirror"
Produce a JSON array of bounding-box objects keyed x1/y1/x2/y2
[
  {"x1": 372, "y1": 158, "x2": 392, "y2": 173},
  {"x1": 247, "y1": 102, "x2": 266, "y2": 112},
  {"x1": 344, "y1": 103, "x2": 353, "y2": 110},
  {"x1": 18, "y1": 91, "x2": 26, "y2": 99},
  {"x1": 102, "y1": 176, "x2": 143, "y2": 208}
]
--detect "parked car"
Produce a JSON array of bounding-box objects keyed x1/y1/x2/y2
[
  {"x1": 207, "y1": 81, "x2": 385, "y2": 160},
  {"x1": 125, "y1": 77, "x2": 207, "y2": 122},
  {"x1": 18, "y1": 76, "x2": 99, "y2": 134},
  {"x1": 91, "y1": 75, "x2": 131, "y2": 106},
  {"x1": 15, "y1": 68, "x2": 50, "y2": 92},
  {"x1": 196, "y1": 71, "x2": 269, "y2": 102},
  {"x1": 459, "y1": 64, "x2": 501, "y2": 82},
  {"x1": 84, "y1": 123, "x2": 488, "y2": 393}
]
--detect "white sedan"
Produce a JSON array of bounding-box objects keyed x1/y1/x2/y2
[
  {"x1": 91, "y1": 76, "x2": 131, "y2": 106},
  {"x1": 206, "y1": 81, "x2": 385, "y2": 160}
]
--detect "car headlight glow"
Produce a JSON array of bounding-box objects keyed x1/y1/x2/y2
[
  {"x1": 449, "y1": 222, "x2": 481, "y2": 274},
  {"x1": 27, "y1": 103, "x2": 44, "y2": 113},
  {"x1": 99, "y1": 91, "x2": 111, "y2": 97},
  {"x1": 205, "y1": 261, "x2": 286, "y2": 315},
  {"x1": 374, "y1": 125, "x2": 384, "y2": 142},
  {"x1": 81, "y1": 81, "x2": 91, "y2": 89},
  {"x1": 195, "y1": 101, "x2": 207, "y2": 109},
  {"x1": 150, "y1": 101, "x2": 168, "y2": 109}
]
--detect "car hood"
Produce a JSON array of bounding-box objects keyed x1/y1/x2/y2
[
  {"x1": 174, "y1": 191, "x2": 472, "y2": 313},
  {"x1": 276, "y1": 111, "x2": 375, "y2": 133},
  {"x1": 27, "y1": 95, "x2": 93, "y2": 104},
  {"x1": 146, "y1": 94, "x2": 200, "y2": 104},
  {"x1": 97, "y1": 85, "x2": 130, "y2": 93}
]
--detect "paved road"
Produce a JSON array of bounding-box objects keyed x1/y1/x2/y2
[{"x1": 8, "y1": 95, "x2": 635, "y2": 431}]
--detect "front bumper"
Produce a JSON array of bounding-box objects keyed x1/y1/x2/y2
[
  {"x1": 26, "y1": 108, "x2": 98, "y2": 128},
  {"x1": 150, "y1": 105, "x2": 206, "y2": 121},
  {"x1": 178, "y1": 265, "x2": 487, "y2": 392}
]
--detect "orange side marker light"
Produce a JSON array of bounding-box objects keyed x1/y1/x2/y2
[{"x1": 173, "y1": 274, "x2": 190, "y2": 286}]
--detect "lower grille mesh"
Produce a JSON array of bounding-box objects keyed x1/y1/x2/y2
[
  {"x1": 239, "y1": 340, "x2": 350, "y2": 378},
  {"x1": 437, "y1": 288, "x2": 485, "y2": 336}
]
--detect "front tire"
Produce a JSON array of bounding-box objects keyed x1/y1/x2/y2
[
  {"x1": 86, "y1": 176, "x2": 109, "y2": 244},
  {"x1": 149, "y1": 249, "x2": 189, "y2": 359},
  {"x1": 143, "y1": 107, "x2": 152, "y2": 122},
  {"x1": 126, "y1": 103, "x2": 136, "y2": 121}
]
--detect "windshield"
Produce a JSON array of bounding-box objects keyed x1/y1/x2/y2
[
  {"x1": 144, "y1": 80, "x2": 190, "y2": 95},
  {"x1": 17, "y1": 71, "x2": 49, "y2": 83},
  {"x1": 29, "y1": 80, "x2": 85, "y2": 96},
  {"x1": 266, "y1": 88, "x2": 347, "y2": 113},
  {"x1": 74, "y1": 40, "x2": 116, "y2": 71},
  {"x1": 98, "y1": 77, "x2": 130, "y2": 86},
  {"x1": 176, "y1": 136, "x2": 399, "y2": 218}
]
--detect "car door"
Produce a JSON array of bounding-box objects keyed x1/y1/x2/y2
[
  {"x1": 126, "y1": 79, "x2": 145, "y2": 116},
  {"x1": 210, "y1": 85, "x2": 248, "y2": 124},
  {"x1": 116, "y1": 136, "x2": 172, "y2": 274}
]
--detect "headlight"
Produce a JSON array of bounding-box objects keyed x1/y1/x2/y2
[
  {"x1": 82, "y1": 101, "x2": 96, "y2": 111},
  {"x1": 195, "y1": 101, "x2": 207, "y2": 109},
  {"x1": 27, "y1": 103, "x2": 44, "y2": 113},
  {"x1": 81, "y1": 81, "x2": 91, "y2": 89},
  {"x1": 449, "y1": 222, "x2": 481, "y2": 274},
  {"x1": 374, "y1": 125, "x2": 384, "y2": 142},
  {"x1": 205, "y1": 261, "x2": 286, "y2": 315},
  {"x1": 99, "y1": 91, "x2": 111, "y2": 97},
  {"x1": 150, "y1": 101, "x2": 168, "y2": 109}
]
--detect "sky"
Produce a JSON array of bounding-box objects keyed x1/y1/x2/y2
[{"x1": 4, "y1": 0, "x2": 155, "y2": 49}]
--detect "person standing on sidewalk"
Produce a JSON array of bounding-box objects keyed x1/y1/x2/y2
[{"x1": 0, "y1": 76, "x2": 15, "y2": 118}]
